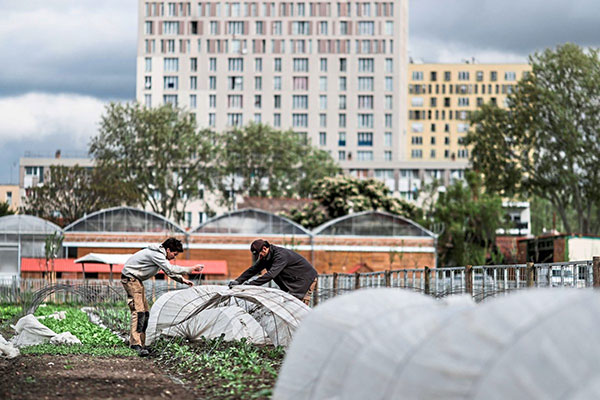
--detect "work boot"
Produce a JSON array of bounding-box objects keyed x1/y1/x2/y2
[{"x1": 131, "y1": 345, "x2": 150, "y2": 357}]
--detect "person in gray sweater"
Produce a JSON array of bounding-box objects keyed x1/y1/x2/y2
[{"x1": 121, "y1": 237, "x2": 203, "y2": 356}]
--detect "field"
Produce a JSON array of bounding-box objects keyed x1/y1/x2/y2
[{"x1": 0, "y1": 303, "x2": 285, "y2": 400}]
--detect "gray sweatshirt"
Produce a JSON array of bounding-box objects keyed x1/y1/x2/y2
[{"x1": 122, "y1": 244, "x2": 189, "y2": 283}]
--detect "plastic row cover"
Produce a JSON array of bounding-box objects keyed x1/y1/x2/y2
[
  {"x1": 146, "y1": 285, "x2": 310, "y2": 347},
  {"x1": 274, "y1": 289, "x2": 600, "y2": 400}
]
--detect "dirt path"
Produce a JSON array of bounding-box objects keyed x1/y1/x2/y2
[{"x1": 0, "y1": 354, "x2": 197, "y2": 400}]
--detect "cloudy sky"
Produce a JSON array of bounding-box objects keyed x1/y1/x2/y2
[{"x1": 1, "y1": 0, "x2": 599, "y2": 183}]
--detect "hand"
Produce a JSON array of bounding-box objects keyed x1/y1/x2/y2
[
  {"x1": 182, "y1": 278, "x2": 194, "y2": 287},
  {"x1": 191, "y1": 264, "x2": 204, "y2": 273},
  {"x1": 228, "y1": 280, "x2": 240, "y2": 289}
]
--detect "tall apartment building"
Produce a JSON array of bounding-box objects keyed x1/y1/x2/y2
[
  {"x1": 136, "y1": 1, "x2": 408, "y2": 181},
  {"x1": 404, "y1": 62, "x2": 530, "y2": 200}
]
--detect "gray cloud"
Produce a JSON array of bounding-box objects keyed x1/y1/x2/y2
[
  {"x1": 409, "y1": 0, "x2": 600, "y2": 62},
  {"x1": 0, "y1": 0, "x2": 137, "y2": 99}
]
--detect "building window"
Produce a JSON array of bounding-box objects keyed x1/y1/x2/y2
[
  {"x1": 357, "y1": 151, "x2": 373, "y2": 161},
  {"x1": 320, "y1": 58, "x2": 328, "y2": 72},
  {"x1": 358, "y1": 95, "x2": 373, "y2": 109},
  {"x1": 505, "y1": 71, "x2": 516, "y2": 81},
  {"x1": 338, "y1": 150, "x2": 346, "y2": 160},
  {"x1": 490, "y1": 71, "x2": 498, "y2": 81},
  {"x1": 228, "y1": 94, "x2": 242, "y2": 108},
  {"x1": 189, "y1": 95, "x2": 197, "y2": 108},
  {"x1": 293, "y1": 77, "x2": 308, "y2": 90},
  {"x1": 319, "y1": 132, "x2": 326, "y2": 145},
  {"x1": 226, "y1": 113, "x2": 243, "y2": 126},
  {"x1": 319, "y1": 95, "x2": 327, "y2": 110},
  {"x1": 274, "y1": 113, "x2": 281, "y2": 127},
  {"x1": 228, "y1": 58, "x2": 244, "y2": 71},
  {"x1": 384, "y1": 132, "x2": 392, "y2": 146},
  {"x1": 444, "y1": 71, "x2": 451, "y2": 81},
  {"x1": 209, "y1": 57, "x2": 217, "y2": 71},
  {"x1": 458, "y1": 97, "x2": 469, "y2": 106},
  {"x1": 357, "y1": 21, "x2": 374, "y2": 35},
  {"x1": 293, "y1": 95, "x2": 308, "y2": 109},
  {"x1": 340, "y1": 21, "x2": 348, "y2": 35},
  {"x1": 254, "y1": 94, "x2": 262, "y2": 108},
  {"x1": 339, "y1": 58, "x2": 347, "y2": 72},
  {"x1": 145, "y1": 57, "x2": 152, "y2": 72},
  {"x1": 209, "y1": 113, "x2": 216, "y2": 127},
  {"x1": 385, "y1": 95, "x2": 393, "y2": 109},
  {"x1": 358, "y1": 77, "x2": 374, "y2": 91},
  {"x1": 190, "y1": 76, "x2": 197, "y2": 90},
  {"x1": 164, "y1": 76, "x2": 178, "y2": 90},
  {"x1": 385, "y1": 21, "x2": 393, "y2": 35},
  {"x1": 358, "y1": 132, "x2": 373, "y2": 146},
  {"x1": 254, "y1": 113, "x2": 262, "y2": 123},
  {"x1": 358, "y1": 58, "x2": 374, "y2": 72},
  {"x1": 339, "y1": 95, "x2": 347, "y2": 109},
  {"x1": 255, "y1": 58, "x2": 263, "y2": 72},
  {"x1": 338, "y1": 114, "x2": 346, "y2": 128},
  {"x1": 163, "y1": 95, "x2": 178, "y2": 106},
  {"x1": 411, "y1": 136, "x2": 423, "y2": 145},
  {"x1": 144, "y1": 76, "x2": 152, "y2": 89},
  {"x1": 293, "y1": 58, "x2": 309, "y2": 72},
  {"x1": 339, "y1": 77, "x2": 347, "y2": 91},
  {"x1": 384, "y1": 151, "x2": 392, "y2": 161},
  {"x1": 255, "y1": 21, "x2": 264, "y2": 34},
  {"x1": 254, "y1": 76, "x2": 262, "y2": 90},
  {"x1": 319, "y1": 21, "x2": 328, "y2": 34},
  {"x1": 385, "y1": 58, "x2": 393, "y2": 73},
  {"x1": 210, "y1": 94, "x2": 218, "y2": 108},
  {"x1": 274, "y1": 76, "x2": 282, "y2": 90},
  {"x1": 209, "y1": 76, "x2": 217, "y2": 90},
  {"x1": 292, "y1": 113, "x2": 308, "y2": 127},
  {"x1": 274, "y1": 95, "x2": 281, "y2": 108},
  {"x1": 358, "y1": 113, "x2": 373, "y2": 128},
  {"x1": 319, "y1": 76, "x2": 327, "y2": 91},
  {"x1": 412, "y1": 71, "x2": 424, "y2": 81},
  {"x1": 164, "y1": 57, "x2": 179, "y2": 72},
  {"x1": 319, "y1": 113, "x2": 327, "y2": 127},
  {"x1": 338, "y1": 132, "x2": 346, "y2": 146},
  {"x1": 274, "y1": 58, "x2": 282, "y2": 72},
  {"x1": 228, "y1": 76, "x2": 244, "y2": 90},
  {"x1": 385, "y1": 77, "x2": 393, "y2": 91},
  {"x1": 411, "y1": 149, "x2": 423, "y2": 159},
  {"x1": 458, "y1": 71, "x2": 470, "y2": 81},
  {"x1": 144, "y1": 94, "x2": 152, "y2": 107},
  {"x1": 385, "y1": 114, "x2": 392, "y2": 128}
]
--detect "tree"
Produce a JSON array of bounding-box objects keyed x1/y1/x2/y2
[
  {"x1": 0, "y1": 201, "x2": 15, "y2": 217},
  {"x1": 433, "y1": 171, "x2": 505, "y2": 267},
  {"x1": 216, "y1": 123, "x2": 340, "y2": 207},
  {"x1": 23, "y1": 165, "x2": 135, "y2": 226},
  {"x1": 285, "y1": 175, "x2": 421, "y2": 229},
  {"x1": 467, "y1": 44, "x2": 600, "y2": 234},
  {"x1": 90, "y1": 103, "x2": 216, "y2": 223}
]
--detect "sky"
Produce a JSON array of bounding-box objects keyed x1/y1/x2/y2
[{"x1": 1, "y1": 0, "x2": 599, "y2": 184}]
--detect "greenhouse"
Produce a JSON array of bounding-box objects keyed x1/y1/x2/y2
[
  {"x1": 193, "y1": 208, "x2": 311, "y2": 236},
  {"x1": 63, "y1": 206, "x2": 186, "y2": 233},
  {"x1": 312, "y1": 210, "x2": 435, "y2": 237},
  {"x1": 0, "y1": 214, "x2": 62, "y2": 258}
]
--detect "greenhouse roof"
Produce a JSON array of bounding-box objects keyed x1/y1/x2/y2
[
  {"x1": 312, "y1": 211, "x2": 436, "y2": 237},
  {"x1": 193, "y1": 208, "x2": 311, "y2": 236},
  {"x1": 63, "y1": 206, "x2": 186, "y2": 233},
  {"x1": 0, "y1": 215, "x2": 62, "y2": 234}
]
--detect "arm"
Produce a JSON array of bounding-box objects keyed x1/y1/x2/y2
[
  {"x1": 234, "y1": 260, "x2": 264, "y2": 284},
  {"x1": 151, "y1": 253, "x2": 199, "y2": 284},
  {"x1": 247, "y1": 252, "x2": 287, "y2": 286}
]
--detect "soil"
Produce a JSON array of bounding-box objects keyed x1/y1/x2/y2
[{"x1": 0, "y1": 354, "x2": 199, "y2": 400}]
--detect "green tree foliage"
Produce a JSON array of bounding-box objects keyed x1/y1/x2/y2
[
  {"x1": 467, "y1": 44, "x2": 600, "y2": 234},
  {"x1": 433, "y1": 172, "x2": 505, "y2": 267},
  {"x1": 0, "y1": 201, "x2": 15, "y2": 217},
  {"x1": 216, "y1": 123, "x2": 340, "y2": 206},
  {"x1": 285, "y1": 175, "x2": 421, "y2": 229},
  {"x1": 90, "y1": 103, "x2": 215, "y2": 223},
  {"x1": 23, "y1": 165, "x2": 134, "y2": 226}
]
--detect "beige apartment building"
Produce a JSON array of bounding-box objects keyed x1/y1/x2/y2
[
  {"x1": 0, "y1": 185, "x2": 20, "y2": 212},
  {"x1": 136, "y1": 1, "x2": 408, "y2": 182},
  {"x1": 404, "y1": 62, "x2": 530, "y2": 199}
]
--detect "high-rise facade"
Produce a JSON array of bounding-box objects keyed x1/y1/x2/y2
[
  {"x1": 403, "y1": 62, "x2": 530, "y2": 200},
  {"x1": 137, "y1": 0, "x2": 408, "y2": 179}
]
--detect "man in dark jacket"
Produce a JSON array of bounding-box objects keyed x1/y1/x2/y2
[{"x1": 228, "y1": 239, "x2": 318, "y2": 305}]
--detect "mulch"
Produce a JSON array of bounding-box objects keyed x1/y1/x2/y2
[{"x1": 0, "y1": 354, "x2": 198, "y2": 400}]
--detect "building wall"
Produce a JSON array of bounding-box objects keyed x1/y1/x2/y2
[
  {"x1": 404, "y1": 62, "x2": 530, "y2": 199},
  {"x1": 0, "y1": 185, "x2": 20, "y2": 211},
  {"x1": 136, "y1": 0, "x2": 407, "y2": 175}
]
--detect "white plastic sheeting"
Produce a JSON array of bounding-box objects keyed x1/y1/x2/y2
[
  {"x1": 10, "y1": 314, "x2": 57, "y2": 347},
  {"x1": 146, "y1": 285, "x2": 310, "y2": 347},
  {"x1": 0, "y1": 334, "x2": 19, "y2": 358},
  {"x1": 274, "y1": 289, "x2": 600, "y2": 400}
]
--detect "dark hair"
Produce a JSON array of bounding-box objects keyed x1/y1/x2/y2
[
  {"x1": 250, "y1": 239, "x2": 270, "y2": 254},
  {"x1": 162, "y1": 237, "x2": 184, "y2": 253}
]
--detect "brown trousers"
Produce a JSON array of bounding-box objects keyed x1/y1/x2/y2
[
  {"x1": 302, "y1": 278, "x2": 318, "y2": 306},
  {"x1": 121, "y1": 276, "x2": 149, "y2": 347}
]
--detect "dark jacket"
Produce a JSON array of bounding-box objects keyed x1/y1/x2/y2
[{"x1": 235, "y1": 245, "x2": 318, "y2": 299}]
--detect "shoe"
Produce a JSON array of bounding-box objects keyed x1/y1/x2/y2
[{"x1": 131, "y1": 345, "x2": 150, "y2": 357}]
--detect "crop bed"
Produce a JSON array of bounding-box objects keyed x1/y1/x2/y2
[{"x1": 0, "y1": 303, "x2": 286, "y2": 399}]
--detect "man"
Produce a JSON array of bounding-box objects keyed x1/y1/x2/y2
[
  {"x1": 121, "y1": 237, "x2": 203, "y2": 356},
  {"x1": 228, "y1": 239, "x2": 318, "y2": 305}
]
